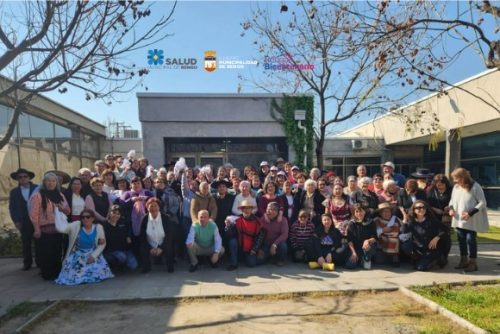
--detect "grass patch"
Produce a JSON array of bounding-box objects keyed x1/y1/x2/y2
[
  {"x1": 412, "y1": 283, "x2": 500, "y2": 333},
  {"x1": 0, "y1": 230, "x2": 22, "y2": 257},
  {"x1": 450, "y1": 226, "x2": 500, "y2": 243}
]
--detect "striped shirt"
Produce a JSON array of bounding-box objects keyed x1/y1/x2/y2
[{"x1": 289, "y1": 222, "x2": 315, "y2": 249}]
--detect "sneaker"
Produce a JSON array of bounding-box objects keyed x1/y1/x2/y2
[
  {"x1": 226, "y1": 264, "x2": 238, "y2": 271},
  {"x1": 363, "y1": 260, "x2": 371, "y2": 270},
  {"x1": 188, "y1": 264, "x2": 198, "y2": 272}
]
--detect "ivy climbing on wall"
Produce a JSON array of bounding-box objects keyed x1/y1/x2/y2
[{"x1": 271, "y1": 95, "x2": 314, "y2": 170}]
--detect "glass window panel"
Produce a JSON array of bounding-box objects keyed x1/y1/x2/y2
[
  {"x1": 0, "y1": 104, "x2": 15, "y2": 141},
  {"x1": 18, "y1": 114, "x2": 54, "y2": 150},
  {"x1": 55, "y1": 124, "x2": 79, "y2": 155},
  {"x1": 0, "y1": 144, "x2": 20, "y2": 197},
  {"x1": 461, "y1": 132, "x2": 500, "y2": 159},
  {"x1": 461, "y1": 158, "x2": 500, "y2": 187}
]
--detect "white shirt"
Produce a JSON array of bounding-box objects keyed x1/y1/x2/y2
[
  {"x1": 71, "y1": 194, "x2": 85, "y2": 216},
  {"x1": 146, "y1": 213, "x2": 165, "y2": 248}
]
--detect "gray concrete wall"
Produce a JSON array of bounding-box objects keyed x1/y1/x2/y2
[
  {"x1": 101, "y1": 138, "x2": 143, "y2": 159},
  {"x1": 138, "y1": 94, "x2": 290, "y2": 167}
]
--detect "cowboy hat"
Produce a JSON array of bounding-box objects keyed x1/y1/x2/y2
[
  {"x1": 238, "y1": 199, "x2": 256, "y2": 209},
  {"x1": 411, "y1": 168, "x2": 434, "y2": 179},
  {"x1": 45, "y1": 170, "x2": 71, "y2": 184},
  {"x1": 10, "y1": 168, "x2": 35, "y2": 180},
  {"x1": 376, "y1": 202, "x2": 393, "y2": 212},
  {"x1": 211, "y1": 179, "x2": 233, "y2": 189}
]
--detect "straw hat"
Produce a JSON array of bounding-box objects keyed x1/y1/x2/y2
[{"x1": 238, "y1": 199, "x2": 256, "y2": 209}]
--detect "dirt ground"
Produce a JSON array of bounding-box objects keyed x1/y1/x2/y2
[{"x1": 8, "y1": 291, "x2": 470, "y2": 334}]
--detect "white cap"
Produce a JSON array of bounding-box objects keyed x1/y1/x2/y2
[
  {"x1": 277, "y1": 171, "x2": 286, "y2": 176},
  {"x1": 270, "y1": 166, "x2": 278, "y2": 171},
  {"x1": 383, "y1": 161, "x2": 395, "y2": 169},
  {"x1": 291, "y1": 166, "x2": 300, "y2": 171},
  {"x1": 260, "y1": 161, "x2": 269, "y2": 167}
]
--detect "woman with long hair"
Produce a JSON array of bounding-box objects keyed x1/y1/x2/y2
[
  {"x1": 324, "y1": 183, "x2": 352, "y2": 237},
  {"x1": 30, "y1": 173, "x2": 70, "y2": 280},
  {"x1": 449, "y1": 167, "x2": 489, "y2": 272}
]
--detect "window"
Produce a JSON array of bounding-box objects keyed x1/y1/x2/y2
[
  {"x1": 81, "y1": 133, "x2": 99, "y2": 158},
  {"x1": 0, "y1": 104, "x2": 15, "y2": 141},
  {"x1": 55, "y1": 124, "x2": 80, "y2": 155},
  {"x1": 18, "y1": 113, "x2": 54, "y2": 150},
  {"x1": 461, "y1": 132, "x2": 500, "y2": 160}
]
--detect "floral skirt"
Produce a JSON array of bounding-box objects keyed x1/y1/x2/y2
[{"x1": 55, "y1": 248, "x2": 114, "y2": 286}]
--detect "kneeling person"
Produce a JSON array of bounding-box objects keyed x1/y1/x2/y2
[{"x1": 186, "y1": 210, "x2": 225, "y2": 272}]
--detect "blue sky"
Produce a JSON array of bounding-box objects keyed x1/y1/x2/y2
[{"x1": 43, "y1": 1, "x2": 490, "y2": 135}]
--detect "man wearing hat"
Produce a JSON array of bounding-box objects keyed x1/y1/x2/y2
[
  {"x1": 225, "y1": 199, "x2": 265, "y2": 270},
  {"x1": 9, "y1": 168, "x2": 38, "y2": 270},
  {"x1": 382, "y1": 161, "x2": 406, "y2": 188}
]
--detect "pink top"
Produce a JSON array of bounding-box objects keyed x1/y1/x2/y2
[{"x1": 30, "y1": 192, "x2": 69, "y2": 234}]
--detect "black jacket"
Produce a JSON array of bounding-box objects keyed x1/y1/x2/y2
[
  {"x1": 312, "y1": 224, "x2": 343, "y2": 256},
  {"x1": 397, "y1": 188, "x2": 427, "y2": 212},
  {"x1": 347, "y1": 219, "x2": 377, "y2": 251},
  {"x1": 139, "y1": 213, "x2": 175, "y2": 270},
  {"x1": 294, "y1": 189, "x2": 325, "y2": 223},
  {"x1": 401, "y1": 217, "x2": 448, "y2": 254},
  {"x1": 9, "y1": 183, "x2": 38, "y2": 225}
]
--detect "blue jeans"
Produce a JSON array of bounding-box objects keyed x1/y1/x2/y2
[
  {"x1": 104, "y1": 250, "x2": 138, "y2": 270},
  {"x1": 228, "y1": 238, "x2": 265, "y2": 267},
  {"x1": 262, "y1": 242, "x2": 288, "y2": 263},
  {"x1": 345, "y1": 244, "x2": 377, "y2": 269},
  {"x1": 456, "y1": 228, "x2": 477, "y2": 258}
]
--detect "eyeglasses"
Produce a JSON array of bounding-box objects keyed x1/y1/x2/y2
[
  {"x1": 81, "y1": 215, "x2": 93, "y2": 219},
  {"x1": 414, "y1": 206, "x2": 425, "y2": 210}
]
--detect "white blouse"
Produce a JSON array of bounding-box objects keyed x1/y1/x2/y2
[
  {"x1": 146, "y1": 213, "x2": 165, "y2": 248},
  {"x1": 71, "y1": 194, "x2": 85, "y2": 216}
]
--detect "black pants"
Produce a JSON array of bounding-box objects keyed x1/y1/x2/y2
[
  {"x1": 35, "y1": 233, "x2": 63, "y2": 280},
  {"x1": 20, "y1": 221, "x2": 34, "y2": 268}
]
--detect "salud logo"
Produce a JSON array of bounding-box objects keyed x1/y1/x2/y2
[
  {"x1": 204, "y1": 50, "x2": 217, "y2": 72},
  {"x1": 148, "y1": 49, "x2": 164, "y2": 65}
]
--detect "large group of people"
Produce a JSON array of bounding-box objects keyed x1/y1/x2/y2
[{"x1": 8, "y1": 153, "x2": 489, "y2": 285}]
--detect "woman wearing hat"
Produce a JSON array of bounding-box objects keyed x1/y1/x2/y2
[
  {"x1": 30, "y1": 172, "x2": 70, "y2": 280},
  {"x1": 232, "y1": 181, "x2": 257, "y2": 216},
  {"x1": 412, "y1": 168, "x2": 434, "y2": 193},
  {"x1": 9, "y1": 168, "x2": 38, "y2": 270},
  {"x1": 374, "y1": 202, "x2": 401, "y2": 266},
  {"x1": 225, "y1": 199, "x2": 265, "y2": 270}
]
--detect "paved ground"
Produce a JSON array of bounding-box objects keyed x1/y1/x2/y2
[{"x1": 1, "y1": 243, "x2": 498, "y2": 317}]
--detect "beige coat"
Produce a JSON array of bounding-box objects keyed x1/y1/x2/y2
[{"x1": 190, "y1": 192, "x2": 218, "y2": 221}]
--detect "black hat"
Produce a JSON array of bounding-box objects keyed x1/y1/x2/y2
[
  {"x1": 411, "y1": 168, "x2": 434, "y2": 179},
  {"x1": 211, "y1": 179, "x2": 233, "y2": 189},
  {"x1": 10, "y1": 168, "x2": 35, "y2": 180}
]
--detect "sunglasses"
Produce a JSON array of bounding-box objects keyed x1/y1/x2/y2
[
  {"x1": 81, "y1": 215, "x2": 93, "y2": 219},
  {"x1": 414, "y1": 206, "x2": 426, "y2": 210}
]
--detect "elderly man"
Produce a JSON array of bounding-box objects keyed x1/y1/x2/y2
[
  {"x1": 382, "y1": 161, "x2": 406, "y2": 188},
  {"x1": 186, "y1": 210, "x2": 224, "y2": 272},
  {"x1": 9, "y1": 168, "x2": 38, "y2": 270},
  {"x1": 259, "y1": 202, "x2": 289, "y2": 266}
]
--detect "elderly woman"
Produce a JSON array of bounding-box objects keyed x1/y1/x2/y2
[
  {"x1": 55, "y1": 209, "x2": 113, "y2": 285},
  {"x1": 324, "y1": 184, "x2": 352, "y2": 236},
  {"x1": 85, "y1": 177, "x2": 113, "y2": 223},
  {"x1": 232, "y1": 180, "x2": 257, "y2": 215},
  {"x1": 378, "y1": 180, "x2": 399, "y2": 208},
  {"x1": 101, "y1": 169, "x2": 116, "y2": 194},
  {"x1": 449, "y1": 168, "x2": 489, "y2": 272},
  {"x1": 289, "y1": 210, "x2": 315, "y2": 263},
  {"x1": 309, "y1": 168, "x2": 321, "y2": 181},
  {"x1": 140, "y1": 198, "x2": 175, "y2": 273},
  {"x1": 346, "y1": 204, "x2": 378, "y2": 269},
  {"x1": 259, "y1": 202, "x2": 289, "y2": 266},
  {"x1": 110, "y1": 177, "x2": 129, "y2": 204},
  {"x1": 400, "y1": 200, "x2": 449, "y2": 271},
  {"x1": 257, "y1": 181, "x2": 284, "y2": 218},
  {"x1": 309, "y1": 213, "x2": 346, "y2": 270},
  {"x1": 30, "y1": 172, "x2": 71, "y2": 280},
  {"x1": 294, "y1": 179, "x2": 325, "y2": 226},
  {"x1": 351, "y1": 177, "x2": 379, "y2": 218},
  {"x1": 374, "y1": 202, "x2": 401, "y2": 266},
  {"x1": 317, "y1": 177, "x2": 331, "y2": 199},
  {"x1": 343, "y1": 175, "x2": 358, "y2": 196}
]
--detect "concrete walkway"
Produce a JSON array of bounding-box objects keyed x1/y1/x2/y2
[{"x1": 1, "y1": 243, "x2": 499, "y2": 317}]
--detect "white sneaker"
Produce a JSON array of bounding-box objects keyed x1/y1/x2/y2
[{"x1": 363, "y1": 260, "x2": 371, "y2": 270}]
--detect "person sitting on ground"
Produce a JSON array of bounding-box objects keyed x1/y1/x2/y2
[
  {"x1": 140, "y1": 198, "x2": 175, "y2": 273},
  {"x1": 324, "y1": 183, "x2": 352, "y2": 237},
  {"x1": 186, "y1": 210, "x2": 225, "y2": 272},
  {"x1": 55, "y1": 209, "x2": 113, "y2": 285},
  {"x1": 378, "y1": 180, "x2": 399, "y2": 208},
  {"x1": 345, "y1": 204, "x2": 378, "y2": 270},
  {"x1": 374, "y1": 202, "x2": 401, "y2": 267},
  {"x1": 225, "y1": 200, "x2": 265, "y2": 271},
  {"x1": 279, "y1": 180, "x2": 295, "y2": 225},
  {"x1": 102, "y1": 205, "x2": 137, "y2": 272},
  {"x1": 309, "y1": 213, "x2": 347, "y2": 270},
  {"x1": 400, "y1": 200, "x2": 449, "y2": 271},
  {"x1": 213, "y1": 179, "x2": 235, "y2": 249},
  {"x1": 259, "y1": 202, "x2": 289, "y2": 266},
  {"x1": 289, "y1": 210, "x2": 315, "y2": 263}
]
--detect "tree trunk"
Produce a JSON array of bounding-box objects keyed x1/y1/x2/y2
[
  {"x1": 0, "y1": 102, "x2": 22, "y2": 150},
  {"x1": 316, "y1": 125, "x2": 325, "y2": 170}
]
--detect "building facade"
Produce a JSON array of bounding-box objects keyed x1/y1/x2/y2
[{"x1": 138, "y1": 93, "x2": 293, "y2": 168}]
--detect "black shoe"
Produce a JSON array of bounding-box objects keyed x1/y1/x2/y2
[
  {"x1": 226, "y1": 264, "x2": 238, "y2": 271},
  {"x1": 210, "y1": 261, "x2": 219, "y2": 269},
  {"x1": 189, "y1": 264, "x2": 198, "y2": 272},
  {"x1": 141, "y1": 267, "x2": 151, "y2": 274},
  {"x1": 22, "y1": 265, "x2": 31, "y2": 271}
]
